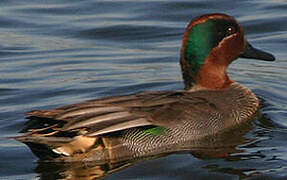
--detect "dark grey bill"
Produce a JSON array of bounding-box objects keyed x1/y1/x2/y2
[{"x1": 239, "y1": 42, "x2": 275, "y2": 61}]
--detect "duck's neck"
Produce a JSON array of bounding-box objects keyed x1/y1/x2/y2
[
  {"x1": 197, "y1": 60, "x2": 234, "y2": 89},
  {"x1": 181, "y1": 57, "x2": 234, "y2": 91}
]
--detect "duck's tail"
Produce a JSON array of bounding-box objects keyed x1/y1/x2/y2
[
  {"x1": 14, "y1": 133, "x2": 104, "y2": 161},
  {"x1": 12, "y1": 115, "x2": 106, "y2": 161}
]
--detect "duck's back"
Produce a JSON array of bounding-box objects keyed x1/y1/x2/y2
[{"x1": 16, "y1": 82, "x2": 259, "y2": 162}]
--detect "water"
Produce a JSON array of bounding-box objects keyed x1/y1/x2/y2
[{"x1": 0, "y1": 0, "x2": 286, "y2": 179}]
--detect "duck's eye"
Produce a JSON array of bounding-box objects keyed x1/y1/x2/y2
[{"x1": 226, "y1": 26, "x2": 236, "y2": 36}]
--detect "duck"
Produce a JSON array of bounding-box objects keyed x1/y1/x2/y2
[{"x1": 15, "y1": 13, "x2": 275, "y2": 163}]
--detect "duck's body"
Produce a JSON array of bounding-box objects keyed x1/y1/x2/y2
[{"x1": 16, "y1": 13, "x2": 275, "y2": 162}]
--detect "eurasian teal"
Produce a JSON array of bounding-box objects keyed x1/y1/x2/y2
[{"x1": 15, "y1": 13, "x2": 275, "y2": 162}]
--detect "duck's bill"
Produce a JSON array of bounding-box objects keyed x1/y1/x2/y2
[{"x1": 239, "y1": 42, "x2": 275, "y2": 61}]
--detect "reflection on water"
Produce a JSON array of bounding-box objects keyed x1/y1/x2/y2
[{"x1": 36, "y1": 161, "x2": 133, "y2": 180}]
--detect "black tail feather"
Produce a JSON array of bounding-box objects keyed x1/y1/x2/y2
[
  {"x1": 21, "y1": 141, "x2": 60, "y2": 160},
  {"x1": 20, "y1": 117, "x2": 65, "y2": 133}
]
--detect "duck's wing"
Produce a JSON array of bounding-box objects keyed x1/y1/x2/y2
[{"x1": 21, "y1": 91, "x2": 209, "y2": 137}]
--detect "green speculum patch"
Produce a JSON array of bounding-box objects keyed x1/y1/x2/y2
[
  {"x1": 142, "y1": 126, "x2": 166, "y2": 136},
  {"x1": 184, "y1": 20, "x2": 214, "y2": 76}
]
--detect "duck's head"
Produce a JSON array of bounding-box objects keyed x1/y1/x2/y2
[{"x1": 180, "y1": 13, "x2": 275, "y2": 90}]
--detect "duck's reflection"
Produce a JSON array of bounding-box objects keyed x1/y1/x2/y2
[
  {"x1": 35, "y1": 120, "x2": 260, "y2": 180},
  {"x1": 36, "y1": 160, "x2": 133, "y2": 180}
]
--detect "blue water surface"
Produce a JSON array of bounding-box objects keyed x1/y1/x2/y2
[{"x1": 0, "y1": 0, "x2": 287, "y2": 179}]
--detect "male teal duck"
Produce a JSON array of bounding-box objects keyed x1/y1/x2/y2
[{"x1": 16, "y1": 13, "x2": 275, "y2": 162}]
